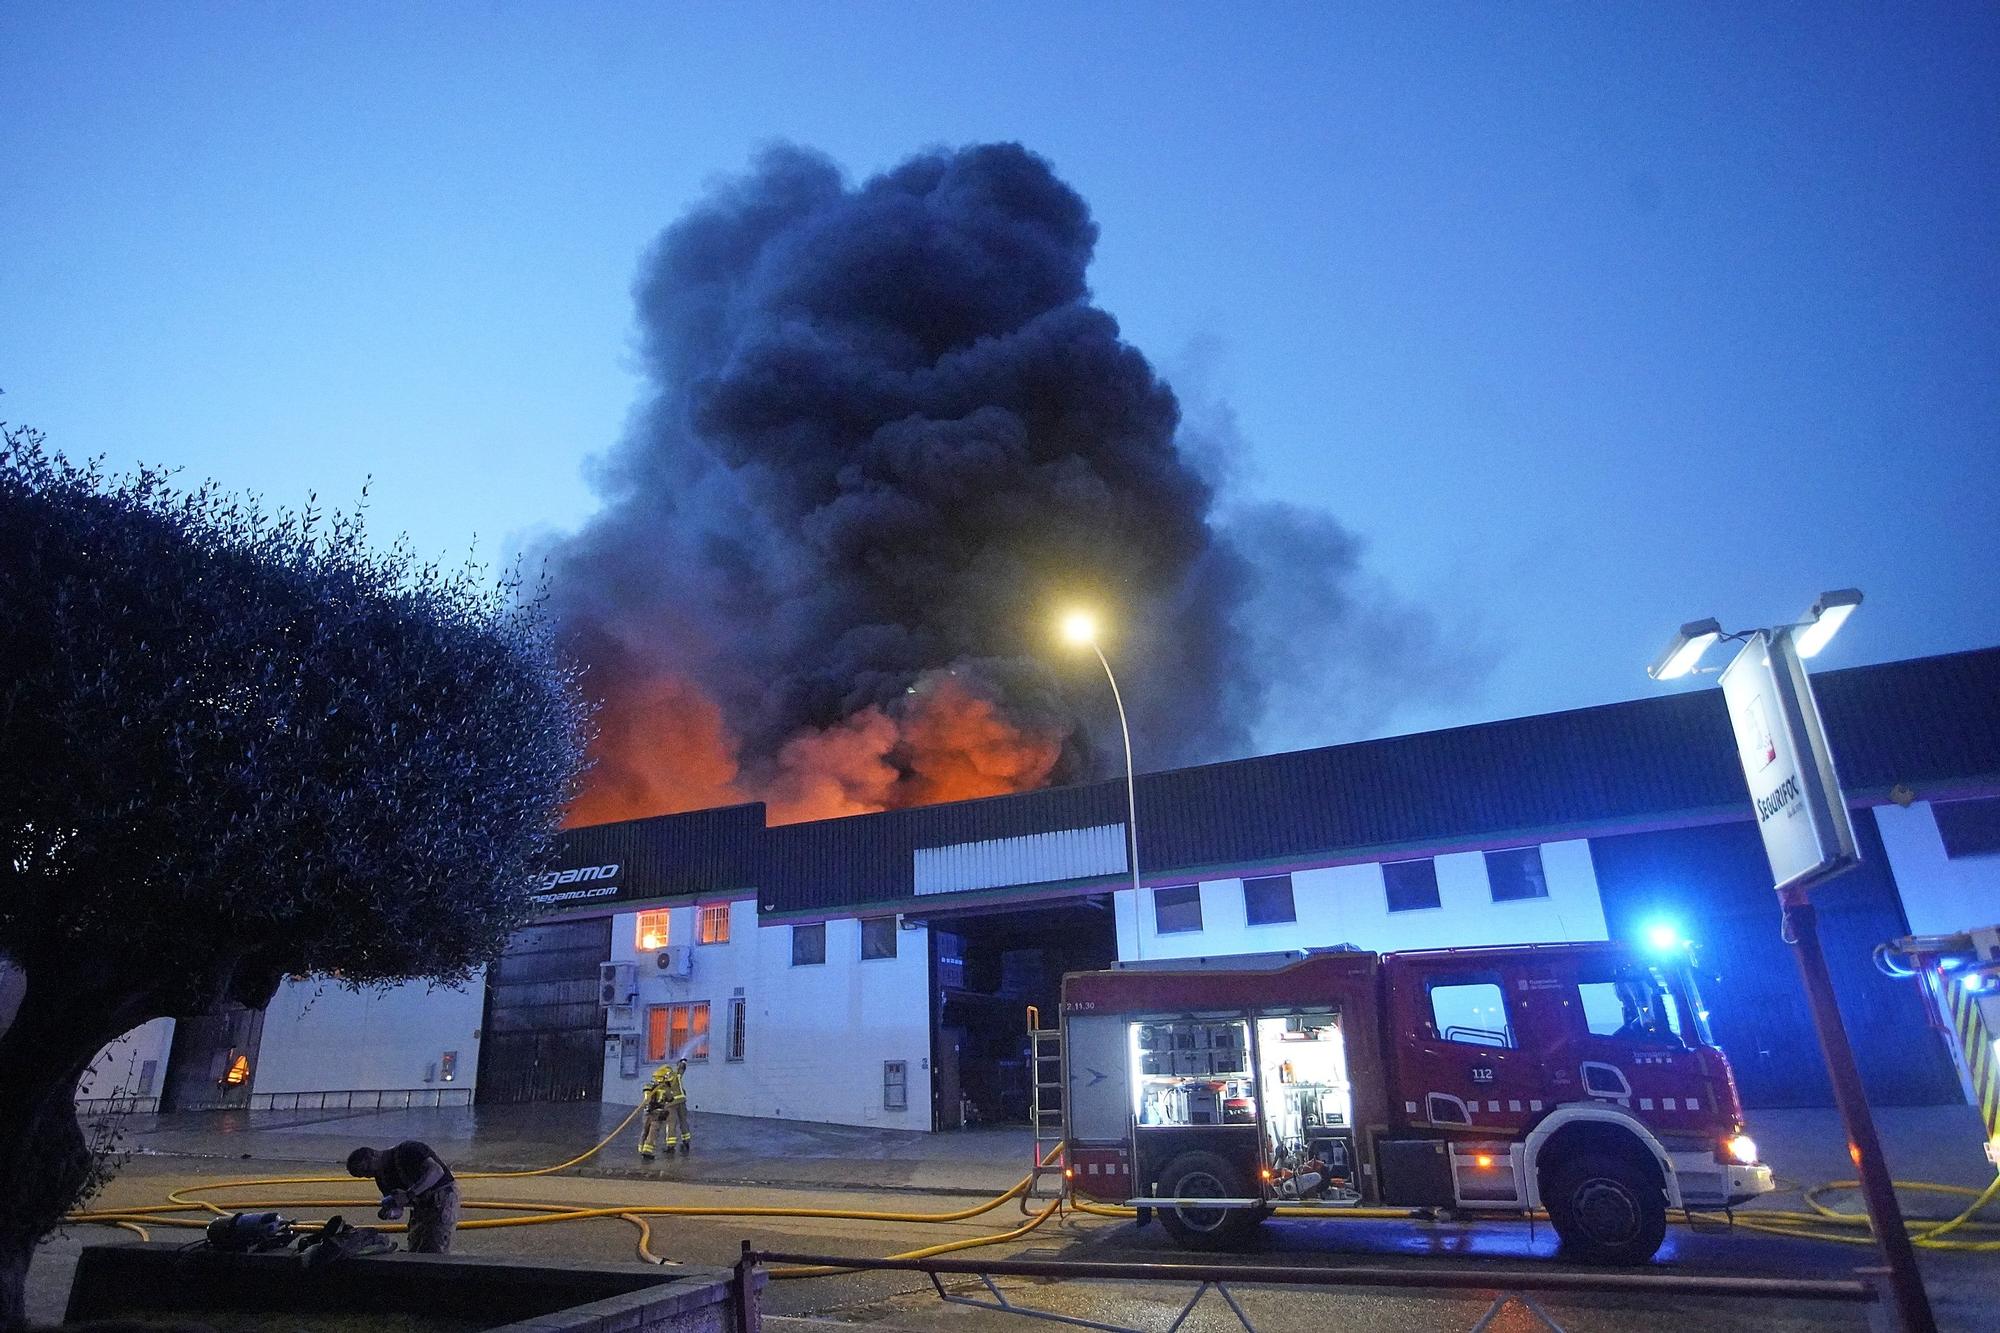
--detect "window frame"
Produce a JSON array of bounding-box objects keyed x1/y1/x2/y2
[
  {"x1": 1383, "y1": 858, "x2": 1442, "y2": 913},
  {"x1": 860, "y1": 915, "x2": 898, "y2": 961},
  {"x1": 696, "y1": 901, "x2": 731, "y2": 945},
  {"x1": 1484, "y1": 846, "x2": 1550, "y2": 903},
  {"x1": 1241, "y1": 874, "x2": 1296, "y2": 927},
  {"x1": 1152, "y1": 884, "x2": 1203, "y2": 935},
  {"x1": 634, "y1": 909, "x2": 671, "y2": 952},
  {"x1": 883, "y1": 1059, "x2": 908, "y2": 1112},
  {"x1": 648, "y1": 1001, "x2": 711, "y2": 1062},
  {"x1": 1424, "y1": 972, "x2": 1516, "y2": 1049},
  {"x1": 1936, "y1": 796, "x2": 2000, "y2": 860},
  {"x1": 726, "y1": 996, "x2": 746, "y2": 1063},
  {"x1": 791, "y1": 921, "x2": 827, "y2": 967}
]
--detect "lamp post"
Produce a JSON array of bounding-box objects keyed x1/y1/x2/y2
[
  {"x1": 1649, "y1": 590, "x2": 1935, "y2": 1333},
  {"x1": 1061, "y1": 611, "x2": 1144, "y2": 958}
]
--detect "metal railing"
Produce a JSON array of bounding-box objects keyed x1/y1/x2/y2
[
  {"x1": 76, "y1": 1096, "x2": 160, "y2": 1115},
  {"x1": 247, "y1": 1087, "x2": 474, "y2": 1112},
  {"x1": 742, "y1": 1247, "x2": 1877, "y2": 1333}
]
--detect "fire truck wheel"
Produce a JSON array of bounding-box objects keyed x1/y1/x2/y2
[
  {"x1": 1156, "y1": 1151, "x2": 1262, "y2": 1250},
  {"x1": 1544, "y1": 1152, "x2": 1667, "y2": 1265}
]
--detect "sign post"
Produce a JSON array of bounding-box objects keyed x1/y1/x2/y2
[{"x1": 1720, "y1": 630, "x2": 1936, "y2": 1333}]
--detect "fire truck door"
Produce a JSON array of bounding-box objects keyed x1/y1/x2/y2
[
  {"x1": 1403, "y1": 967, "x2": 1550, "y2": 1133},
  {"x1": 1065, "y1": 1015, "x2": 1131, "y2": 1142},
  {"x1": 1554, "y1": 964, "x2": 1705, "y2": 1122}
]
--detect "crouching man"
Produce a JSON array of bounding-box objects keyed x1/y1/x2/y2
[{"x1": 347, "y1": 1140, "x2": 460, "y2": 1253}]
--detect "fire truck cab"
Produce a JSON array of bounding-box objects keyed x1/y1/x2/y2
[{"x1": 1059, "y1": 941, "x2": 1773, "y2": 1263}]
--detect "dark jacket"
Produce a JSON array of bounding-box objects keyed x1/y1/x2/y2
[{"x1": 371, "y1": 1140, "x2": 454, "y2": 1201}]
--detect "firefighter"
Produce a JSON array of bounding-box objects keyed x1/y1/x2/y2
[
  {"x1": 639, "y1": 1060, "x2": 692, "y2": 1157},
  {"x1": 638, "y1": 1066, "x2": 670, "y2": 1159},
  {"x1": 665, "y1": 1057, "x2": 692, "y2": 1153},
  {"x1": 346, "y1": 1140, "x2": 459, "y2": 1253}
]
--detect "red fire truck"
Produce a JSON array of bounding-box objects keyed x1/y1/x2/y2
[{"x1": 1055, "y1": 941, "x2": 1773, "y2": 1263}]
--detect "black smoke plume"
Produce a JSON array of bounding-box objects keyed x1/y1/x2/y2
[{"x1": 544, "y1": 142, "x2": 1466, "y2": 825}]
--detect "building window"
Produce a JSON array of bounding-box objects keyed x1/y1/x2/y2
[
  {"x1": 1242, "y1": 875, "x2": 1296, "y2": 926},
  {"x1": 1153, "y1": 884, "x2": 1203, "y2": 934},
  {"x1": 726, "y1": 996, "x2": 746, "y2": 1063},
  {"x1": 860, "y1": 916, "x2": 898, "y2": 960},
  {"x1": 1383, "y1": 859, "x2": 1441, "y2": 912},
  {"x1": 883, "y1": 1059, "x2": 908, "y2": 1112},
  {"x1": 1426, "y1": 975, "x2": 1514, "y2": 1049},
  {"x1": 648, "y1": 1001, "x2": 710, "y2": 1062},
  {"x1": 635, "y1": 909, "x2": 670, "y2": 951},
  {"x1": 792, "y1": 922, "x2": 827, "y2": 966},
  {"x1": 1485, "y1": 847, "x2": 1549, "y2": 903},
  {"x1": 697, "y1": 902, "x2": 731, "y2": 945},
  {"x1": 1935, "y1": 796, "x2": 2000, "y2": 859}
]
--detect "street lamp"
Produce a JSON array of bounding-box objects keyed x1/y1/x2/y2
[
  {"x1": 1647, "y1": 589, "x2": 1936, "y2": 1333},
  {"x1": 1060, "y1": 611, "x2": 1144, "y2": 956}
]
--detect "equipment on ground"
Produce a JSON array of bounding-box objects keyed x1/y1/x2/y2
[
  {"x1": 203, "y1": 1211, "x2": 296, "y2": 1252},
  {"x1": 1049, "y1": 939, "x2": 1774, "y2": 1263}
]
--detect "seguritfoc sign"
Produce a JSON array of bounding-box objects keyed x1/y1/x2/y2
[{"x1": 1719, "y1": 629, "x2": 1859, "y2": 895}]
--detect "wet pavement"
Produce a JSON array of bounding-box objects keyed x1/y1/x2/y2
[
  {"x1": 91, "y1": 1099, "x2": 1998, "y2": 1202},
  {"x1": 91, "y1": 1098, "x2": 1042, "y2": 1194},
  {"x1": 34, "y1": 1099, "x2": 1996, "y2": 1331}
]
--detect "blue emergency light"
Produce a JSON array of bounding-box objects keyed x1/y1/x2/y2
[{"x1": 1642, "y1": 920, "x2": 1685, "y2": 954}]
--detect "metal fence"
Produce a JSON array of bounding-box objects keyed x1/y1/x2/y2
[
  {"x1": 740, "y1": 1247, "x2": 1878, "y2": 1333},
  {"x1": 76, "y1": 1096, "x2": 160, "y2": 1115},
  {"x1": 247, "y1": 1087, "x2": 474, "y2": 1112}
]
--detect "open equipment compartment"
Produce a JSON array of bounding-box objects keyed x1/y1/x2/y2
[{"x1": 1251, "y1": 1009, "x2": 1359, "y2": 1200}]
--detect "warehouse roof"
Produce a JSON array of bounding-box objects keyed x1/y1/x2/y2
[{"x1": 554, "y1": 645, "x2": 2000, "y2": 918}]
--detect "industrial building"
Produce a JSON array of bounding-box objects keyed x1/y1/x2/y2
[{"x1": 65, "y1": 646, "x2": 2000, "y2": 1132}]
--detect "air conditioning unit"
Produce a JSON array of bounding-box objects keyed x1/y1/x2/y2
[
  {"x1": 599, "y1": 962, "x2": 637, "y2": 1006},
  {"x1": 654, "y1": 946, "x2": 693, "y2": 979}
]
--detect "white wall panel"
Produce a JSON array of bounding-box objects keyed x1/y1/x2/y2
[
  {"x1": 1111, "y1": 839, "x2": 1610, "y2": 962},
  {"x1": 1874, "y1": 802, "x2": 2000, "y2": 936},
  {"x1": 77, "y1": 1018, "x2": 175, "y2": 1109},
  {"x1": 915, "y1": 824, "x2": 1126, "y2": 896},
  {"x1": 255, "y1": 973, "x2": 486, "y2": 1094},
  {"x1": 600, "y1": 900, "x2": 933, "y2": 1131}
]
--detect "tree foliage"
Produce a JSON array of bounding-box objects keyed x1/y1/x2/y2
[{"x1": 0, "y1": 425, "x2": 589, "y2": 1322}]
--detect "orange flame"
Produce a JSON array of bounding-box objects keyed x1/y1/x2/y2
[{"x1": 567, "y1": 672, "x2": 1065, "y2": 828}]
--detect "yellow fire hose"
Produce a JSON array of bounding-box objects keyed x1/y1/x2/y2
[
  {"x1": 64, "y1": 1104, "x2": 2000, "y2": 1270},
  {"x1": 65, "y1": 1106, "x2": 1072, "y2": 1275}
]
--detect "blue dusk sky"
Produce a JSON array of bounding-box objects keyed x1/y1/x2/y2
[{"x1": 3, "y1": 4, "x2": 1995, "y2": 755}]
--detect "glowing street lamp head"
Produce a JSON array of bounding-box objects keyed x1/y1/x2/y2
[
  {"x1": 1060, "y1": 610, "x2": 1098, "y2": 647},
  {"x1": 1794, "y1": 588, "x2": 1862, "y2": 659},
  {"x1": 1647, "y1": 618, "x2": 1723, "y2": 681}
]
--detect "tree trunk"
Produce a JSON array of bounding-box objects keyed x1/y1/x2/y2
[{"x1": 0, "y1": 976, "x2": 146, "y2": 1331}]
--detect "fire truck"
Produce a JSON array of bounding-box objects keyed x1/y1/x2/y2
[{"x1": 1051, "y1": 940, "x2": 1773, "y2": 1264}]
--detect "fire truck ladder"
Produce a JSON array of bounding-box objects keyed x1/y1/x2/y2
[{"x1": 1025, "y1": 1005, "x2": 1067, "y2": 1211}]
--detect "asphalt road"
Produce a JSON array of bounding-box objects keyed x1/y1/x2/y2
[{"x1": 32, "y1": 1156, "x2": 1994, "y2": 1332}]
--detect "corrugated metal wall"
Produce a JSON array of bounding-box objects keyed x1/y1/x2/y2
[
  {"x1": 915, "y1": 823, "x2": 1126, "y2": 896},
  {"x1": 753, "y1": 647, "x2": 2000, "y2": 916}
]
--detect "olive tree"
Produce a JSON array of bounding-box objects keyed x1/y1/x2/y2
[{"x1": 0, "y1": 427, "x2": 588, "y2": 1324}]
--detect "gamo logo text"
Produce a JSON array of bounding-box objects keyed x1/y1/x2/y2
[{"x1": 539, "y1": 864, "x2": 620, "y2": 889}]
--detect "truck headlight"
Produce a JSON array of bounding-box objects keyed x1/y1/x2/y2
[{"x1": 1723, "y1": 1134, "x2": 1759, "y2": 1165}]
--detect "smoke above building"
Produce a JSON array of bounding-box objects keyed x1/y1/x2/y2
[{"x1": 545, "y1": 142, "x2": 1465, "y2": 827}]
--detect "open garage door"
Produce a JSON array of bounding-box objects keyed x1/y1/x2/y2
[
  {"x1": 478, "y1": 917, "x2": 611, "y2": 1104},
  {"x1": 921, "y1": 896, "x2": 1117, "y2": 1129}
]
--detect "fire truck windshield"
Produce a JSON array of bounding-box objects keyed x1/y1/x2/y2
[
  {"x1": 1660, "y1": 960, "x2": 1718, "y2": 1046},
  {"x1": 1581, "y1": 965, "x2": 1688, "y2": 1047}
]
